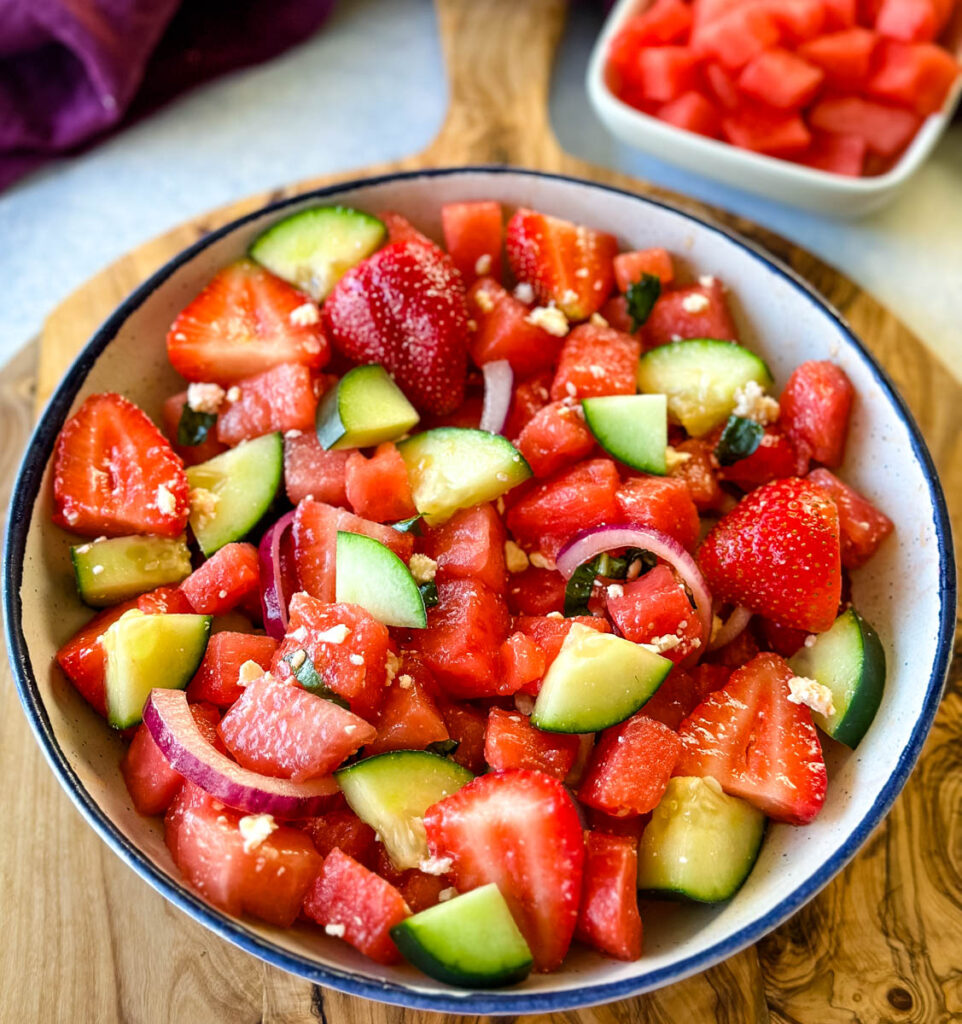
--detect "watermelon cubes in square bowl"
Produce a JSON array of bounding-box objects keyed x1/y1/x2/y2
[
  {"x1": 3, "y1": 169, "x2": 953, "y2": 1013},
  {"x1": 588, "y1": 0, "x2": 962, "y2": 214}
]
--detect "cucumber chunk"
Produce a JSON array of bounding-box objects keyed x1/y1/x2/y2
[
  {"x1": 636, "y1": 339, "x2": 773, "y2": 437},
  {"x1": 71, "y1": 535, "x2": 192, "y2": 607},
  {"x1": 102, "y1": 610, "x2": 211, "y2": 729},
  {"x1": 398, "y1": 428, "x2": 531, "y2": 526},
  {"x1": 249, "y1": 206, "x2": 386, "y2": 301},
  {"x1": 582, "y1": 394, "x2": 668, "y2": 474},
  {"x1": 185, "y1": 433, "x2": 283, "y2": 556},
  {"x1": 531, "y1": 622, "x2": 672, "y2": 733},
  {"x1": 336, "y1": 751, "x2": 473, "y2": 869},
  {"x1": 315, "y1": 364, "x2": 419, "y2": 450},
  {"x1": 390, "y1": 884, "x2": 533, "y2": 988},
  {"x1": 789, "y1": 608, "x2": 885, "y2": 748},
  {"x1": 637, "y1": 776, "x2": 765, "y2": 903},
  {"x1": 334, "y1": 531, "x2": 427, "y2": 629}
]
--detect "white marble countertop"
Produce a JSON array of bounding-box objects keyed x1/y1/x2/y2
[{"x1": 1, "y1": 0, "x2": 959, "y2": 374}]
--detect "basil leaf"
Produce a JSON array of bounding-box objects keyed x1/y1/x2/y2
[
  {"x1": 392, "y1": 515, "x2": 423, "y2": 535},
  {"x1": 418, "y1": 580, "x2": 439, "y2": 608},
  {"x1": 284, "y1": 649, "x2": 350, "y2": 709},
  {"x1": 605, "y1": 548, "x2": 658, "y2": 580},
  {"x1": 426, "y1": 739, "x2": 460, "y2": 757},
  {"x1": 563, "y1": 556, "x2": 603, "y2": 617},
  {"x1": 715, "y1": 415, "x2": 764, "y2": 466},
  {"x1": 177, "y1": 405, "x2": 217, "y2": 446},
  {"x1": 625, "y1": 273, "x2": 662, "y2": 331}
]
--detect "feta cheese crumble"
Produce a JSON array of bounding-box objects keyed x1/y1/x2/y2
[
  {"x1": 504, "y1": 540, "x2": 530, "y2": 574},
  {"x1": 237, "y1": 660, "x2": 265, "y2": 685},
  {"x1": 664, "y1": 446, "x2": 692, "y2": 472},
  {"x1": 385, "y1": 650, "x2": 400, "y2": 686},
  {"x1": 474, "y1": 289, "x2": 495, "y2": 313},
  {"x1": 513, "y1": 282, "x2": 535, "y2": 304},
  {"x1": 187, "y1": 487, "x2": 218, "y2": 525},
  {"x1": 91, "y1": 565, "x2": 104, "y2": 576},
  {"x1": 698, "y1": 274, "x2": 717, "y2": 288},
  {"x1": 408, "y1": 553, "x2": 438, "y2": 584},
  {"x1": 349, "y1": 653, "x2": 365, "y2": 666},
  {"x1": 474, "y1": 253, "x2": 492, "y2": 276},
  {"x1": 186, "y1": 382, "x2": 225, "y2": 414},
  {"x1": 681, "y1": 292, "x2": 710, "y2": 314},
  {"x1": 289, "y1": 302, "x2": 320, "y2": 327},
  {"x1": 155, "y1": 485, "x2": 177, "y2": 516},
  {"x1": 529, "y1": 552, "x2": 555, "y2": 570},
  {"x1": 438, "y1": 887, "x2": 458, "y2": 902},
  {"x1": 324, "y1": 923, "x2": 346, "y2": 938},
  {"x1": 640, "y1": 634, "x2": 683, "y2": 655},
  {"x1": 732, "y1": 380, "x2": 780, "y2": 425},
  {"x1": 397, "y1": 673, "x2": 414, "y2": 690},
  {"x1": 560, "y1": 289, "x2": 579, "y2": 308},
  {"x1": 225, "y1": 386, "x2": 241, "y2": 403},
  {"x1": 287, "y1": 650, "x2": 307, "y2": 672},
  {"x1": 589, "y1": 312, "x2": 609, "y2": 328},
  {"x1": 788, "y1": 676, "x2": 836, "y2": 717},
  {"x1": 239, "y1": 813, "x2": 277, "y2": 853},
  {"x1": 316, "y1": 624, "x2": 351, "y2": 645},
  {"x1": 418, "y1": 855, "x2": 453, "y2": 876},
  {"x1": 526, "y1": 304, "x2": 569, "y2": 337},
  {"x1": 606, "y1": 583, "x2": 624, "y2": 599}
]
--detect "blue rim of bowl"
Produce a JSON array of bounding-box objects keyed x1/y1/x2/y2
[{"x1": 3, "y1": 166, "x2": 956, "y2": 1015}]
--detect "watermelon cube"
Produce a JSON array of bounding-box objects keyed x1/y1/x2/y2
[
  {"x1": 550, "y1": 324, "x2": 641, "y2": 401},
  {"x1": 365, "y1": 655, "x2": 450, "y2": 755},
  {"x1": 187, "y1": 631, "x2": 279, "y2": 707},
  {"x1": 613, "y1": 248, "x2": 675, "y2": 291},
  {"x1": 642, "y1": 279, "x2": 738, "y2": 347},
  {"x1": 162, "y1": 391, "x2": 227, "y2": 467},
  {"x1": 301, "y1": 809, "x2": 378, "y2": 867},
  {"x1": 484, "y1": 707, "x2": 581, "y2": 780},
  {"x1": 807, "y1": 468, "x2": 894, "y2": 568},
  {"x1": 424, "y1": 502, "x2": 507, "y2": 593},
  {"x1": 505, "y1": 566, "x2": 567, "y2": 617},
  {"x1": 215, "y1": 362, "x2": 320, "y2": 446},
  {"x1": 761, "y1": 0, "x2": 828, "y2": 42},
  {"x1": 875, "y1": 0, "x2": 951, "y2": 42},
  {"x1": 633, "y1": 46, "x2": 702, "y2": 102},
  {"x1": 656, "y1": 90, "x2": 723, "y2": 136},
  {"x1": 468, "y1": 278, "x2": 565, "y2": 377},
  {"x1": 867, "y1": 40, "x2": 960, "y2": 115},
  {"x1": 779, "y1": 360, "x2": 854, "y2": 466},
  {"x1": 703, "y1": 61, "x2": 742, "y2": 109},
  {"x1": 284, "y1": 431, "x2": 349, "y2": 507},
  {"x1": 516, "y1": 399, "x2": 597, "y2": 478},
  {"x1": 624, "y1": 0, "x2": 694, "y2": 45},
  {"x1": 615, "y1": 475, "x2": 700, "y2": 551},
  {"x1": 738, "y1": 48, "x2": 825, "y2": 108},
  {"x1": 823, "y1": 0, "x2": 858, "y2": 26},
  {"x1": 180, "y1": 542, "x2": 260, "y2": 615},
  {"x1": 692, "y1": 5, "x2": 781, "y2": 68},
  {"x1": 498, "y1": 631, "x2": 548, "y2": 695},
  {"x1": 797, "y1": 131, "x2": 868, "y2": 175},
  {"x1": 798, "y1": 28, "x2": 879, "y2": 87},
  {"x1": 722, "y1": 104, "x2": 812, "y2": 153},
  {"x1": 345, "y1": 442, "x2": 417, "y2": 523},
  {"x1": 808, "y1": 96, "x2": 921, "y2": 155},
  {"x1": 441, "y1": 201, "x2": 503, "y2": 284},
  {"x1": 575, "y1": 832, "x2": 643, "y2": 961}
]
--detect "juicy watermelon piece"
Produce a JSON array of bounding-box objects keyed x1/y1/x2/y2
[
  {"x1": 807, "y1": 468, "x2": 894, "y2": 569},
  {"x1": 704, "y1": 61, "x2": 742, "y2": 108},
  {"x1": 613, "y1": 249, "x2": 675, "y2": 292},
  {"x1": 875, "y1": 0, "x2": 952, "y2": 41},
  {"x1": 365, "y1": 656, "x2": 450, "y2": 755},
  {"x1": 301, "y1": 808, "x2": 378, "y2": 867},
  {"x1": 669, "y1": 438, "x2": 726, "y2": 511},
  {"x1": 215, "y1": 363, "x2": 319, "y2": 446},
  {"x1": 506, "y1": 566, "x2": 567, "y2": 616},
  {"x1": 503, "y1": 371, "x2": 553, "y2": 439},
  {"x1": 283, "y1": 431, "x2": 350, "y2": 507},
  {"x1": 162, "y1": 391, "x2": 228, "y2": 467},
  {"x1": 165, "y1": 782, "x2": 322, "y2": 926},
  {"x1": 632, "y1": 46, "x2": 702, "y2": 102},
  {"x1": 721, "y1": 104, "x2": 813, "y2": 154},
  {"x1": 484, "y1": 707, "x2": 580, "y2": 779},
  {"x1": 187, "y1": 631, "x2": 278, "y2": 707},
  {"x1": 657, "y1": 90, "x2": 723, "y2": 137},
  {"x1": 180, "y1": 542, "x2": 260, "y2": 615},
  {"x1": 867, "y1": 39, "x2": 960, "y2": 115},
  {"x1": 676, "y1": 651, "x2": 827, "y2": 824},
  {"x1": 692, "y1": 5, "x2": 781, "y2": 68},
  {"x1": 407, "y1": 579, "x2": 510, "y2": 698},
  {"x1": 441, "y1": 201, "x2": 503, "y2": 284},
  {"x1": 517, "y1": 399, "x2": 597, "y2": 478},
  {"x1": 642, "y1": 280, "x2": 737, "y2": 347},
  {"x1": 808, "y1": 96, "x2": 921, "y2": 155},
  {"x1": 738, "y1": 48, "x2": 825, "y2": 108},
  {"x1": 467, "y1": 278, "x2": 566, "y2": 377},
  {"x1": 218, "y1": 673, "x2": 374, "y2": 781},
  {"x1": 605, "y1": 565, "x2": 706, "y2": 665},
  {"x1": 302, "y1": 848, "x2": 410, "y2": 964},
  {"x1": 345, "y1": 442, "x2": 417, "y2": 523},
  {"x1": 721, "y1": 426, "x2": 809, "y2": 490},
  {"x1": 758, "y1": 616, "x2": 810, "y2": 657},
  {"x1": 423, "y1": 502, "x2": 507, "y2": 594},
  {"x1": 423, "y1": 769, "x2": 585, "y2": 971},
  {"x1": 439, "y1": 701, "x2": 489, "y2": 774},
  {"x1": 550, "y1": 324, "x2": 641, "y2": 402},
  {"x1": 797, "y1": 132, "x2": 868, "y2": 176},
  {"x1": 779, "y1": 360, "x2": 854, "y2": 467},
  {"x1": 797, "y1": 28, "x2": 879, "y2": 87},
  {"x1": 617, "y1": 0, "x2": 693, "y2": 47},
  {"x1": 575, "y1": 832, "x2": 643, "y2": 961},
  {"x1": 273, "y1": 594, "x2": 391, "y2": 720},
  {"x1": 292, "y1": 498, "x2": 414, "y2": 603},
  {"x1": 498, "y1": 631, "x2": 548, "y2": 695},
  {"x1": 766, "y1": 0, "x2": 829, "y2": 40},
  {"x1": 506, "y1": 458, "x2": 621, "y2": 561},
  {"x1": 615, "y1": 475, "x2": 700, "y2": 551},
  {"x1": 121, "y1": 702, "x2": 221, "y2": 815},
  {"x1": 641, "y1": 663, "x2": 732, "y2": 730},
  {"x1": 136, "y1": 585, "x2": 195, "y2": 615}
]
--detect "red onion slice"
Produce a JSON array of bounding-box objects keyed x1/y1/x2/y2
[
  {"x1": 479, "y1": 360, "x2": 514, "y2": 435},
  {"x1": 144, "y1": 688, "x2": 337, "y2": 818},
  {"x1": 556, "y1": 525, "x2": 713, "y2": 664},
  {"x1": 259, "y1": 510, "x2": 296, "y2": 640},
  {"x1": 708, "y1": 605, "x2": 752, "y2": 652}
]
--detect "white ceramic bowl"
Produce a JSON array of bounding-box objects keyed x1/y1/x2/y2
[
  {"x1": 3, "y1": 168, "x2": 955, "y2": 1014},
  {"x1": 588, "y1": 0, "x2": 962, "y2": 217}
]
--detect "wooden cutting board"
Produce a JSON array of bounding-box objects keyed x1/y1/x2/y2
[{"x1": 3, "y1": 1, "x2": 960, "y2": 1021}]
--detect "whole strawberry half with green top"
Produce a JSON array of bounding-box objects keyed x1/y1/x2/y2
[
  {"x1": 322, "y1": 240, "x2": 469, "y2": 416},
  {"x1": 698, "y1": 476, "x2": 841, "y2": 633}
]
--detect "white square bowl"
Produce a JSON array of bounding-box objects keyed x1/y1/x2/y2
[{"x1": 587, "y1": 0, "x2": 962, "y2": 217}]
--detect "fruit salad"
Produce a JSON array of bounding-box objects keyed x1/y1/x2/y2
[{"x1": 50, "y1": 200, "x2": 893, "y2": 987}]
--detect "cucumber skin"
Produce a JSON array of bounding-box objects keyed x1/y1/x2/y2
[
  {"x1": 315, "y1": 364, "x2": 419, "y2": 451},
  {"x1": 391, "y1": 927, "x2": 532, "y2": 989},
  {"x1": 581, "y1": 394, "x2": 668, "y2": 475},
  {"x1": 334, "y1": 531, "x2": 427, "y2": 629}
]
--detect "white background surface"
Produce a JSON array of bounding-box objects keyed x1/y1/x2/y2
[{"x1": 0, "y1": 0, "x2": 959, "y2": 373}]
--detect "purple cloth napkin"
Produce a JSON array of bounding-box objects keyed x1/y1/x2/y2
[{"x1": 0, "y1": 0, "x2": 336, "y2": 190}]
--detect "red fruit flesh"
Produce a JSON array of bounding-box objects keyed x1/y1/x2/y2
[{"x1": 575, "y1": 832, "x2": 643, "y2": 961}]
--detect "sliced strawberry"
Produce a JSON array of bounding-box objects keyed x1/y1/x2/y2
[
  {"x1": 323, "y1": 240, "x2": 469, "y2": 415},
  {"x1": 676, "y1": 652, "x2": 827, "y2": 824},
  {"x1": 505, "y1": 208, "x2": 617, "y2": 320},
  {"x1": 423, "y1": 769, "x2": 585, "y2": 971},
  {"x1": 53, "y1": 393, "x2": 189, "y2": 538},
  {"x1": 166, "y1": 259, "x2": 329, "y2": 385},
  {"x1": 699, "y1": 477, "x2": 842, "y2": 633}
]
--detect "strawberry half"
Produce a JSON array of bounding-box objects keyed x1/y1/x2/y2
[
  {"x1": 675, "y1": 652, "x2": 827, "y2": 825},
  {"x1": 698, "y1": 476, "x2": 841, "y2": 633},
  {"x1": 505, "y1": 208, "x2": 617, "y2": 320},
  {"x1": 167, "y1": 259, "x2": 330, "y2": 385},
  {"x1": 53, "y1": 393, "x2": 189, "y2": 538},
  {"x1": 423, "y1": 769, "x2": 585, "y2": 971},
  {"x1": 322, "y1": 240, "x2": 469, "y2": 416}
]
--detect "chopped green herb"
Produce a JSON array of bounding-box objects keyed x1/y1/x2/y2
[
  {"x1": 418, "y1": 580, "x2": 439, "y2": 608},
  {"x1": 563, "y1": 548, "x2": 658, "y2": 616},
  {"x1": 177, "y1": 405, "x2": 217, "y2": 446},
  {"x1": 283, "y1": 649, "x2": 350, "y2": 709},
  {"x1": 715, "y1": 415, "x2": 764, "y2": 466},
  {"x1": 426, "y1": 739, "x2": 460, "y2": 757},
  {"x1": 392, "y1": 515, "x2": 423, "y2": 535},
  {"x1": 625, "y1": 273, "x2": 662, "y2": 331}
]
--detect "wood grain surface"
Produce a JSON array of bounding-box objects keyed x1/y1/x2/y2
[{"x1": 3, "y1": 1, "x2": 960, "y2": 1021}]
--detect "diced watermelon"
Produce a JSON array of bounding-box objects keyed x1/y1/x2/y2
[
  {"x1": 506, "y1": 566, "x2": 567, "y2": 616},
  {"x1": 758, "y1": 616, "x2": 810, "y2": 657},
  {"x1": 215, "y1": 363, "x2": 319, "y2": 446},
  {"x1": 165, "y1": 782, "x2": 322, "y2": 927},
  {"x1": 575, "y1": 832, "x2": 643, "y2": 961},
  {"x1": 797, "y1": 28, "x2": 879, "y2": 87},
  {"x1": 506, "y1": 458, "x2": 621, "y2": 561},
  {"x1": 161, "y1": 391, "x2": 228, "y2": 467},
  {"x1": 550, "y1": 324, "x2": 641, "y2": 402},
  {"x1": 738, "y1": 48, "x2": 825, "y2": 108},
  {"x1": 669, "y1": 438, "x2": 726, "y2": 511},
  {"x1": 597, "y1": 295, "x2": 639, "y2": 337},
  {"x1": 137, "y1": 585, "x2": 195, "y2": 615},
  {"x1": 467, "y1": 279, "x2": 566, "y2": 377},
  {"x1": 631, "y1": 46, "x2": 703, "y2": 102},
  {"x1": 292, "y1": 498, "x2": 415, "y2": 603},
  {"x1": 423, "y1": 502, "x2": 507, "y2": 594},
  {"x1": 180, "y1": 542, "x2": 260, "y2": 615},
  {"x1": 779, "y1": 360, "x2": 854, "y2": 467},
  {"x1": 121, "y1": 702, "x2": 221, "y2": 815},
  {"x1": 704, "y1": 61, "x2": 742, "y2": 109},
  {"x1": 441, "y1": 201, "x2": 503, "y2": 284},
  {"x1": 300, "y1": 808, "x2": 378, "y2": 867},
  {"x1": 605, "y1": 564, "x2": 705, "y2": 664},
  {"x1": 396, "y1": 871, "x2": 449, "y2": 914},
  {"x1": 484, "y1": 707, "x2": 580, "y2": 779},
  {"x1": 407, "y1": 579, "x2": 510, "y2": 698},
  {"x1": 615, "y1": 475, "x2": 700, "y2": 551},
  {"x1": 824, "y1": 0, "x2": 858, "y2": 26},
  {"x1": 642, "y1": 280, "x2": 737, "y2": 347},
  {"x1": 692, "y1": 5, "x2": 781, "y2": 68},
  {"x1": 807, "y1": 467, "x2": 894, "y2": 568},
  {"x1": 432, "y1": 701, "x2": 486, "y2": 774},
  {"x1": 721, "y1": 104, "x2": 813, "y2": 153},
  {"x1": 344, "y1": 442, "x2": 417, "y2": 523},
  {"x1": 797, "y1": 131, "x2": 868, "y2": 175},
  {"x1": 613, "y1": 249, "x2": 675, "y2": 292},
  {"x1": 640, "y1": 664, "x2": 732, "y2": 730},
  {"x1": 284, "y1": 431, "x2": 350, "y2": 507},
  {"x1": 498, "y1": 631, "x2": 548, "y2": 695},
  {"x1": 657, "y1": 90, "x2": 723, "y2": 137},
  {"x1": 584, "y1": 807, "x2": 648, "y2": 839},
  {"x1": 762, "y1": 0, "x2": 828, "y2": 42},
  {"x1": 302, "y1": 848, "x2": 410, "y2": 964},
  {"x1": 875, "y1": 0, "x2": 952, "y2": 42},
  {"x1": 187, "y1": 631, "x2": 278, "y2": 707},
  {"x1": 503, "y1": 371, "x2": 553, "y2": 439},
  {"x1": 808, "y1": 96, "x2": 921, "y2": 155},
  {"x1": 721, "y1": 427, "x2": 809, "y2": 490},
  {"x1": 365, "y1": 656, "x2": 450, "y2": 755},
  {"x1": 273, "y1": 594, "x2": 391, "y2": 720},
  {"x1": 620, "y1": 0, "x2": 694, "y2": 46},
  {"x1": 516, "y1": 399, "x2": 597, "y2": 478},
  {"x1": 579, "y1": 714, "x2": 682, "y2": 816},
  {"x1": 867, "y1": 39, "x2": 960, "y2": 115}
]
